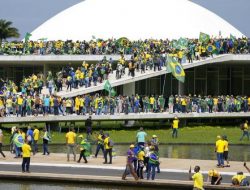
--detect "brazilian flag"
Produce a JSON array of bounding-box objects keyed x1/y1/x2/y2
[
  {"x1": 110, "y1": 88, "x2": 116, "y2": 97},
  {"x1": 116, "y1": 37, "x2": 129, "y2": 47},
  {"x1": 178, "y1": 37, "x2": 188, "y2": 49},
  {"x1": 171, "y1": 40, "x2": 179, "y2": 49},
  {"x1": 206, "y1": 44, "x2": 217, "y2": 54},
  {"x1": 24, "y1": 32, "x2": 32, "y2": 42},
  {"x1": 167, "y1": 56, "x2": 185, "y2": 83},
  {"x1": 199, "y1": 32, "x2": 210, "y2": 44}
]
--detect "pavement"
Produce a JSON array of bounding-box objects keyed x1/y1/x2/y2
[{"x1": 0, "y1": 151, "x2": 250, "y2": 189}]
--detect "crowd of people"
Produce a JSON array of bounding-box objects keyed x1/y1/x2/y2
[
  {"x1": 0, "y1": 93, "x2": 250, "y2": 117},
  {"x1": 1, "y1": 37, "x2": 249, "y2": 57},
  {"x1": 1, "y1": 125, "x2": 250, "y2": 187}
]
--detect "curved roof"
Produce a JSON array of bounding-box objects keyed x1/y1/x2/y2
[{"x1": 30, "y1": 0, "x2": 244, "y2": 41}]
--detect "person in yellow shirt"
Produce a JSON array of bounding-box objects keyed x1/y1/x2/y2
[
  {"x1": 222, "y1": 135, "x2": 230, "y2": 167},
  {"x1": 181, "y1": 96, "x2": 187, "y2": 113},
  {"x1": 17, "y1": 95, "x2": 23, "y2": 117},
  {"x1": 22, "y1": 140, "x2": 31, "y2": 173},
  {"x1": 137, "y1": 146, "x2": 145, "y2": 179},
  {"x1": 189, "y1": 165, "x2": 204, "y2": 190},
  {"x1": 215, "y1": 136, "x2": 225, "y2": 167},
  {"x1": 207, "y1": 169, "x2": 222, "y2": 185},
  {"x1": 33, "y1": 126, "x2": 40, "y2": 154},
  {"x1": 149, "y1": 95, "x2": 155, "y2": 112},
  {"x1": 213, "y1": 97, "x2": 218, "y2": 112},
  {"x1": 94, "y1": 130, "x2": 104, "y2": 158},
  {"x1": 103, "y1": 133, "x2": 112, "y2": 164},
  {"x1": 172, "y1": 117, "x2": 179, "y2": 138},
  {"x1": 232, "y1": 170, "x2": 249, "y2": 186},
  {"x1": 66, "y1": 128, "x2": 76, "y2": 161},
  {"x1": 240, "y1": 120, "x2": 249, "y2": 141},
  {"x1": 75, "y1": 96, "x2": 80, "y2": 115}
]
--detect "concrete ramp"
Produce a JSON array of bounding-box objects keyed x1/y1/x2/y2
[{"x1": 42, "y1": 54, "x2": 250, "y2": 98}]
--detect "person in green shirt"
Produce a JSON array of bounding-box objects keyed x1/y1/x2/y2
[{"x1": 77, "y1": 135, "x2": 89, "y2": 163}]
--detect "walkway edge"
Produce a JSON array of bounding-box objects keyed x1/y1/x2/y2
[{"x1": 0, "y1": 171, "x2": 248, "y2": 190}]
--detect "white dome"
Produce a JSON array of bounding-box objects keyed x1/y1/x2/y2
[{"x1": 30, "y1": 0, "x2": 244, "y2": 41}]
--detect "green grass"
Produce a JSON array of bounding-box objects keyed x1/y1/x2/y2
[{"x1": 2, "y1": 126, "x2": 249, "y2": 145}]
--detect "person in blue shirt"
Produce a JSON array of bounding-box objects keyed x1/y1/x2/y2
[
  {"x1": 43, "y1": 95, "x2": 50, "y2": 115},
  {"x1": 136, "y1": 127, "x2": 147, "y2": 146},
  {"x1": 26, "y1": 126, "x2": 33, "y2": 145}
]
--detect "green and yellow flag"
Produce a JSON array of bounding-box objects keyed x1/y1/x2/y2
[
  {"x1": 206, "y1": 44, "x2": 216, "y2": 53},
  {"x1": 116, "y1": 37, "x2": 129, "y2": 47},
  {"x1": 178, "y1": 37, "x2": 188, "y2": 49},
  {"x1": 110, "y1": 88, "x2": 116, "y2": 97},
  {"x1": 167, "y1": 56, "x2": 185, "y2": 83},
  {"x1": 24, "y1": 32, "x2": 32, "y2": 42},
  {"x1": 104, "y1": 80, "x2": 112, "y2": 92},
  {"x1": 199, "y1": 32, "x2": 210, "y2": 44}
]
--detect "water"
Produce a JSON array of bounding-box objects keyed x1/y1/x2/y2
[
  {"x1": 0, "y1": 180, "x2": 170, "y2": 190},
  {"x1": 3, "y1": 144, "x2": 250, "y2": 161}
]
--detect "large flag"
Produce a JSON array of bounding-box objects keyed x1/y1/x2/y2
[
  {"x1": 24, "y1": 32, "x2": 32, "y2": 42},
  {"x1": 167, "y1": 56, "x2": 185, "y2": 83},
  {"x1": 178, "y1": 37, "x2": 188, "y2": 49},
  {"x1": 110, "y1": 88, "x2": 116, "y2": 97},
  {"x1": 116, "y1": 37, "x2": 129, "y2": 47},
  {"x1": 104, "y1": 80, "x2": 112, "y2": 92},
  {"x1": 104, "y1": 80, "x2": 116, "y2": 96},
  {"x1": 206, "y1": 44, "x2": 217, "y2": 54},
  {"x1": 199, "y1": 32, "x2": 210, "y2": 44},
  {"x1": 171, "y1": 40, "x2": 179, "y2": 49}
]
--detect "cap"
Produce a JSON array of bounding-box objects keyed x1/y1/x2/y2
[
  {"x1": 78, "y1": 135, "x2": 83, "y2": 138},
  {"x1": 149, "y1": 146, "x2": 155, "y2": 150},
  {"x1": 130, "y1": 144, "x2": 135, "y2": 148},
  {"x1": 152, "y1": 135, "x2": 157, "y2": 138},
  {"x1": 208, "y1": 170, "x2": 214, "y2": 176},
  {"x1": 217, "y1": 135, "x2": 221, "y2": 139}
]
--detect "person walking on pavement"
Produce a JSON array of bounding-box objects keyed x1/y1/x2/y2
[
  {"x1": 42, "y1": 127, "x2": 50, "y2": 155},
  {"x1": 77, "y1": 135, "x2": 88, "y2": 163},
  {"x1": 223, "y1": 135, "x2": 230, "y2": 167},
  {"x1": 94, "y1": 130, "x2": 105, "y2": 158},
  {"x1": 215, "y1": 136, "x2": 225, "y2": 168},
  {"x1": 21, "y1": 139, "x2": 31, "y2": 173},
  {"x1": 0, "y1": 129, "x2": 6, "y2": 158},
  {"x1": 147, "y1": 146, "x2": 159, "y2": 180},
  {"x1": 122, "y1": 144, "x2": 139, "y2": 181},
  {"x1": 103, "y1": 133, "x2": 113, "y2": 164},
  {"x1": 33, "y1": 126, "x2": 40, "y2": 154},
  {"x1": 66, "y1": 127, "x2": 76, "y2": 161}
]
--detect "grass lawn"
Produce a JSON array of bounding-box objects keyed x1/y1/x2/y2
[{"x1": 2, "y1": 126, "x2": 249, "y2": 145}]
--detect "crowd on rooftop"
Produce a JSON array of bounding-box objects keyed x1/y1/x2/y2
[{"x1": 1, "y1": 37, "x2": 249, "y2": 57}]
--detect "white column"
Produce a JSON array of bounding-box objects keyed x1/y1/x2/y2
[{"x1": 123, "y1": 82, "x2": 135, "y2": 96}]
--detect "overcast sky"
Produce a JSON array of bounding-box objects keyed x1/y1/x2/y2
[{"x1": 0, "y1": 0, "x2": 249, "y2": 39}]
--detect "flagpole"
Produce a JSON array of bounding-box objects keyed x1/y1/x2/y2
[{"x1": 162, "y1": 73, "x2": 167, "y2": 96}]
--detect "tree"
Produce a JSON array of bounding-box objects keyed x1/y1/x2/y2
[{"x1": 0, "y1": 19, "x2": 20, "y2": 43}]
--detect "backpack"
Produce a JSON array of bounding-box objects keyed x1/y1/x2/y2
[{"x1": 108, "y1": 139, "x2": 114, "y2": 147}]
